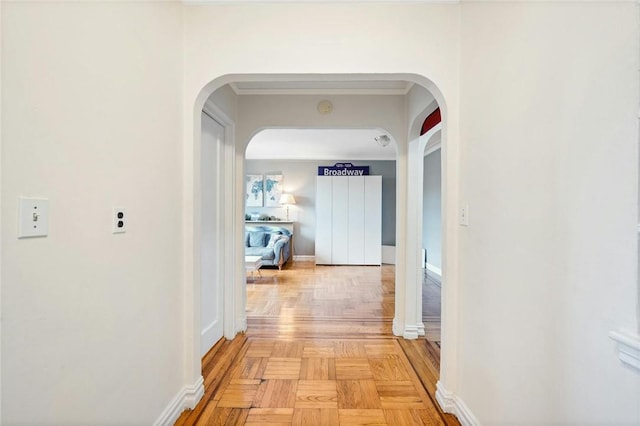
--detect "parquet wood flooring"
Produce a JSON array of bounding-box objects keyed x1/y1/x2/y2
[
  {"x1": 422, "y1": 270, "x2": 442, "y2": 347},
  {"x1": 175, "y1": 261, "x2": 459, "y2": 425}
]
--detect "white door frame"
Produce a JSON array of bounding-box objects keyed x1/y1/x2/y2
[
  {"x1": 404, "y1": 123, "x2": 444, "y2": 338},
  {"x1": 200, "y1": 100, "x2": 238, "y2": 341},
  {"x1": 199, "y1": 108, "x2": 226, "y2": 355}
]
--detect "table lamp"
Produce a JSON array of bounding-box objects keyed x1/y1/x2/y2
[{"x1": 279, "y1": 194, "x2": 296, "y2": 221}]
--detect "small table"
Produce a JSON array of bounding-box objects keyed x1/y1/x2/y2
[{"x1": 245, "y1": 255, "x2": 263, "y2": 281}]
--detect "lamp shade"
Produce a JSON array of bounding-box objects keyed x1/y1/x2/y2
[{"x1": 279, "y1": 194, "x2": 296, "y2": 205}]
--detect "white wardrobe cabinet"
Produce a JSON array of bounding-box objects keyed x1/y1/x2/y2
[{"x1": 315, "y1": 175, "x2": 382, "y2": 265}]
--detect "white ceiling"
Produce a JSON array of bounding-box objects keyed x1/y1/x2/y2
[
  {"x1": 245, "y1": 128, "x2": 397, "y2": 161},
  {"x1": 226, "y1": 78, "x2": 423, "y2": 161}
]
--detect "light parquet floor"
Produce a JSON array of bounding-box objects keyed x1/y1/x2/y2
[
  {"x1": 422, "y1": 270, "x2": 442, "y2": 357},
  {"x1": 176, "y1": 261, "x2": 458, "y2": 425}
]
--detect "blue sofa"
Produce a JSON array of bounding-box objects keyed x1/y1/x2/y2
[{"x1": 245, "y1": 225, "x2": 292, "y2": 270}]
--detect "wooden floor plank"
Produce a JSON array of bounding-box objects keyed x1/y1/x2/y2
[
  {"x1": 295, "y1": 380, "x2": 338, "y2": 409},
  {"x1": 292, "y1": 408, "x2": 339, "y2": 425}
]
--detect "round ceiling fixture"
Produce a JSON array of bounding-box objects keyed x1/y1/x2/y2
[
  {"x1": 375, "y1": 134, "x2": 391, "y2": 148},
  {"x1": 317, "y1": 100, "x2": 333, "y2": 115}
]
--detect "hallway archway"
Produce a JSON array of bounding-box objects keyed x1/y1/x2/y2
[{"x1": 185, "y1": 73, "x2": 459, "y2": 415}]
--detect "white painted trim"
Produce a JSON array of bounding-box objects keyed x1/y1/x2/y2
[
  {"x1": 381, "y1": 245, "x2": 396, "y2": 264},
  {"x1": 609, "y1": 330, "x2": 640, "y2": 372},
  {"x1": 293, "y1": 255, "x2": 315, "y2": 261},
  {"x1": 403, "y1": 324, "x2": 419, "y2": 340},
  {"x1": 185, "y1": 0, "x2": 459, "y2": 6},
  {"x1": 436, "y1": 382, "x2": 480, "y2": 426},
  {"x1": 424, "y1": 142, "x2": 441, "y2": 157},
  {"x1": 231, "y1": 88, "x2": 414, "y2": 96},
  {"x1": 237, "y1": 316, "x2": 247, "y2": 333},
  {"x1": 153, "y1": 376, "x2": 205, "y2": 426},
  {"x1": 200, "y1": 319, "x2": 218, "y2": 355},
  {"x1": 426, "y1": 262, "x2": 442, "y2": 280},
  {"x1": 392, "y1": 318, "x2": 403, "y2": 337},
  {"x1": 424, "y1": 126, "x2": 442, "y2": 157}
]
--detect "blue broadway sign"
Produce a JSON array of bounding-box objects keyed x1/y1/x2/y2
[{"x1": 318, "y1": 163, "x2": 370, "y2": 176}]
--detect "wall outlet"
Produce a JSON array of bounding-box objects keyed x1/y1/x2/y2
[{"x1": 112, "y1": 207, "x2": 126, "y2": 234}]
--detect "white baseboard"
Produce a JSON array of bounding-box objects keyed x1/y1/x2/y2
[
  {"x1": 293, "y1": 255, "x2": 315, "y2": 261},
  {"x1": 237, "y1": 316, "x2": 247, "y2": 334},
  {"x1": 426, "y1": 263, "x2": 442, "y2": 281},
  {"x1": 403, "y1": 324, "x2": 419, "y2": 340},
  {"x1": 436, "y1": 381, "x2": 479, "y2": 426},
  {"x1": 201, "y1": 321, "x2": 221, "y2": 357},
  {"x1": 382, "y1": 245, "x2": 395, "y2": 265},
  {"x1": 392, "y1": 317, "x2": 421, "y2": 340},
  {"x1": 392, "y1": 318, "x2": 403, "y2": 337},
  {"x1": 154, "y1": 375, "x2": 204, "y2": 426},
  {"x1": 609, "y1": 330, "x2": 640, "y2": 372}
]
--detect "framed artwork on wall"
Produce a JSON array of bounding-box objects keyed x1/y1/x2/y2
[
  {"x1": 264, "y1": 174, "x2": 283, "y2": 207},
  {"x1": 246, "y1": 174, "x2": 264, "y2": 207}
]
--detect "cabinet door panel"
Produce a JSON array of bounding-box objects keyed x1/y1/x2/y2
[
  {"x1": 364, "y1": 176, "x2": 382, "y2": 265},
  {"x1": 315, "y1": 176, "x2": 332, "y2": 264},
  {"x1": 348, "y1": 176, "x2": 365, "y2": 264},
  {"x1": 331, "y1": 176, "x2": 349, "y2": 264}
]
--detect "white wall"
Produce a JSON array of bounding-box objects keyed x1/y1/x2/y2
[
  {"x1": 459, "y1": 2, "x2": 640, "y2": 423},
  {"x1": 1, "y1": 2, "x2": 183, "y2": 423},
  {"x1": 423, "y1": 149, "x2": 442, "y2": 271},
  {"x1": 1, "y1": 1, "x2": 638, "y2": 424}
]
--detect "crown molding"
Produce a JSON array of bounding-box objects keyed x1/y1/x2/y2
[
  {"x1": 184, "y1": 0, "x2": 635, "y2": 4},
  {"x1": 228, "y1": 81, "x2": 414, "y2": 96},
  {"x1": 184, "y1": 0, "x2": 459, "y2": 4}
]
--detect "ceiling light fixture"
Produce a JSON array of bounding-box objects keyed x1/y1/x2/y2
[
  {"x1": 317, "y1": 100, "x2": 333, "y2": 115},
  {"x1": 375, "y1": 134, "x2": 391, "y2": 148}
]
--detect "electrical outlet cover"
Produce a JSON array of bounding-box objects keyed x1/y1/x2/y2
[{"x1": 113, "y1": 207, "x2": 126, "y2": 234}]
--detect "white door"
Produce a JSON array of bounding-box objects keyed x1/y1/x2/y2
[
  {"x1": 315, "y1": 176, "x2": 333, "y2": 264},
  {"x1": 364, "y1": 176, "x2": 382, "y2": 265},
  {"x1": 348, "y1": 176, "x2": 365, "y2": 264},
  {"x1": 201, "y1": 111, "x2": 224, "y2": 356},
  {"x1": 332, "y1": 176, "x2": 349, "y2": 264}
]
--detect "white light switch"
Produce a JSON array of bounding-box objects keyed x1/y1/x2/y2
[
  {"x1": 18, "y1": 197, "x2": 49, "y2": 238},
  {"x1": 460, "y1": 204, "x2": 469, "y2": 226}
]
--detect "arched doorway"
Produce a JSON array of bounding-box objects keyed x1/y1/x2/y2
[
  {"x1": 242, "y1": 127, "x2": 399, "y2": 329},
  {"x1": 185, "y1": 74, "x2": 457, "y2": 413}
]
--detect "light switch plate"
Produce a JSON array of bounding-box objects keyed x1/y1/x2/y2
[
  {"x1": 460, "y1": 204, "x2": 469, "y2": 226},
  {"x1": 18, "y1": 197, "x2": 49, "y2": 238}
]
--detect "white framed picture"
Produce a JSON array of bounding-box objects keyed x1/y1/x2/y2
[
  {"x1": 264, "y1": 174, "x2": 283, "y2": 207},
  {"x1": 246, "y1": 174, "x2": 264, "y2": 207}
]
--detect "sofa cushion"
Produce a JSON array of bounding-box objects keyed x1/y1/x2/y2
[
  {"x1": 245, "y1": 247, "x2": 276, "y2": 260},
  {"x1": 248, "y1": 231, "x2": 268, "y2": 247},
  {"x1": 266, "y1": 234, "x2": 283, "y2": 248}
]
